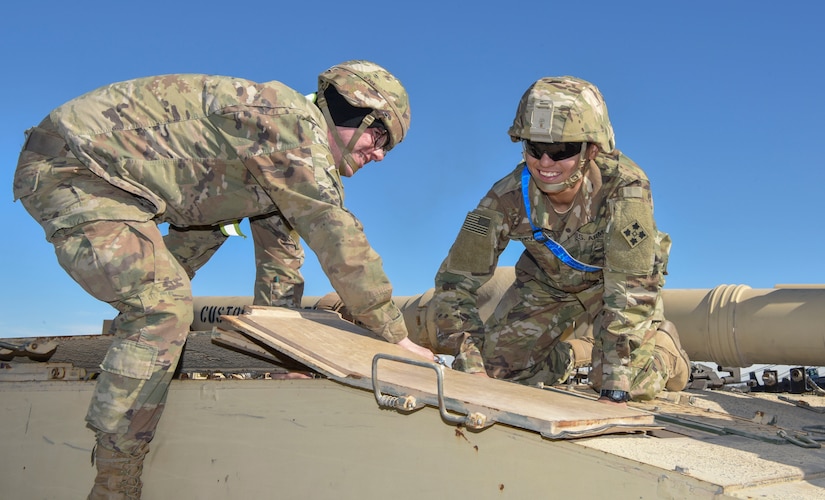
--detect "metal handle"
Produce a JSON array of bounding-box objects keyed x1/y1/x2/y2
[
  {"x1": 777, "y1": 429, "x2": 822, "y2": 449},
  {"x1": 371, "y1": 353, "x2": 488, "y2": 429}
]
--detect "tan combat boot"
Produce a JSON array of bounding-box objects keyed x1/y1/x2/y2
[
  {"x1": 88, "y1": 440, "x2": 149, "y2": 500},
  {"x1": 542, "y1": 338, "x2": 594, "y2": 386},
  {"x1": 567, "y1": 338, "x2": 594, "y2": 368},
  {"x1": 654, "y1": 321, "x2": 691, "y2": 391}
]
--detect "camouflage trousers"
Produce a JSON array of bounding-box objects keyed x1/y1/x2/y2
[
  {"x1": 481, "y1": 278, "x2": 667, "y2": 401},
  {"x1": 163, "y1": 213, "x2": 306, "y2": 309},
  {"x1": 16, "y1": 156, "x2": 193, "y2": 454},
  {"x1": 57, "y1": 219, "x2": 193, "y2": 454}
]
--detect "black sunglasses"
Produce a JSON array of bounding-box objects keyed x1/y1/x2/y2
[
  {"x1": 371, "y1": 122, "x2": 389, "y2": 151},
  {"x1": 523, "y1": 141, "x2": 583, "y2": 161}
]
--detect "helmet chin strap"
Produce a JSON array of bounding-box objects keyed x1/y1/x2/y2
[
  {"x1": 524, "y1": 143, "x2": 588, "y2": 193},
  {"x1": 333, "y1": 115, "x2": 375, "y2": 175},
  {"x1": 316, "y1": 89, "x2": 376, "y2": 175}
]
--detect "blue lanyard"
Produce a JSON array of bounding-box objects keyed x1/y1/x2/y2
[{"x1": 521, "y1": 166, "x2": 603, "y2": 273}]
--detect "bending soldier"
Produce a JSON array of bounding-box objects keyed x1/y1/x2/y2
[{"x1": 13, "y1": 60, "x2": 432, "y2": 498}]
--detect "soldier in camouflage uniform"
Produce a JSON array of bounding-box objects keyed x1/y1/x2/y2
[
  {"x1": 430, "y1": 76, "x2": 690, "y2": 405},
  {"x1": 12, "y1": 60, "x2": 432, "y2": 499}
]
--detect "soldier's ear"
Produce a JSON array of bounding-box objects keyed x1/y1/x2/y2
[{"x1": 586, "y1": 143, "x2": 600, "y2": 160}]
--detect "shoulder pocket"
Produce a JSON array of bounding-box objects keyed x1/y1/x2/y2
[
  {"x1": 606, "y1": 199, "x2": 655, "y2": 274},
  {"x1": 446, "y1": 208, "x2": 503, "y2": 274}
]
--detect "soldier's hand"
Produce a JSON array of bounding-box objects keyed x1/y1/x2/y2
[{"x1": 396, "y1": 337, "x2": 435, "y2": 361}]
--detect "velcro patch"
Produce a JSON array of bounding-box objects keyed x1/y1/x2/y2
[
  {"x1": 461, "y1": 212, "x2": 491, "y2": 236},
  {"x1": 447, "y1": 209, "x2": 502, "y2": 274},
  {"x1": 606, "y1": 199, "x2": 655, "y2": 274},
  {"x1": 620, "y1": 220, "x2": 648, "y2": 248}
]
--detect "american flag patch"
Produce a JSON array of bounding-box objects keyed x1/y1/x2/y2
[{"x1": 462, "y1": 212, "x2": 491, "y2": 236}]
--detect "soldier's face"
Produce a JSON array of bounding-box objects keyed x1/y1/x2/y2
[
  {"x1": 524, "y1": 147, "x2": 582, "y2": 193},
  {"x1": 329, "y1": 126, "x2": 387, "y2": 177}
]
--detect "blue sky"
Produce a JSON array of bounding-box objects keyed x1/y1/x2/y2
[{"x1": 2, "y1": 1, "x2": 823, "y2": 339}]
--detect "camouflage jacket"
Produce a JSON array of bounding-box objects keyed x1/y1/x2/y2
[
  {"x1": 31, "y1": 74, "x2": 407, "y2": 342},
  {"x1": 432, "y1": 151, "x2": 670, "y2": 381}
]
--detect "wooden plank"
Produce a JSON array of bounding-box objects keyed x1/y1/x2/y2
[{"x1": 220, "y1": 306, "x2": 657, "y2": 438}]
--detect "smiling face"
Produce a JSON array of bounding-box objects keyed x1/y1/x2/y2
[
  {"x1": 524, "y1": 141, "x2": 585, "y2": 194},
  {"x1": 328, "y1": 126, "x2": 388, "y2": 177},
  {"x1": 523, "y1": 142, "x2": 601, "y2": 213}
]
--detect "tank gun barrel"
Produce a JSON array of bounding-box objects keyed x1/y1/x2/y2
[
  {"x1": 662, "y1": 284, "x2": 825, "y2": 367},
  {"x1": 191, "y1": 268, "x2": 825, "y2": 367}
]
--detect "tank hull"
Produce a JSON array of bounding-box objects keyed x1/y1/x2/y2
[
  {"x1": 3, "y1": 377, "x2": 825, "y2": 499},
  {"x1": 4, "y1": 268, "x2": 825, "y2": 498}
]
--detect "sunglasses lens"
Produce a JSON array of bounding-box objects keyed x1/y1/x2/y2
[
  {"x1": 372, "y1": 125, "x2": 389, "y2": 150},
  {"x1": 524, "y1": 141, "x2": 582, "y2": 161}
]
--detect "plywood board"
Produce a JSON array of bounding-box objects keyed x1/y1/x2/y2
[{"x1": 220, "y1": 306, "x2": 657, "y2": 438}]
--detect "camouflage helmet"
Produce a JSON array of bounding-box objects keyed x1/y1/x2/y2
[
  {"x1": 508, "y1": 76, "x2": 615, "y2": 153},
  {"x1": 318, "y1": 60, "x2": 410, "y2": 152}
]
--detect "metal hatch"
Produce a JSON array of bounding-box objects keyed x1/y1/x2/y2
[{"x1": 219, "y1": 306, "x2": 657, "y2": 439}]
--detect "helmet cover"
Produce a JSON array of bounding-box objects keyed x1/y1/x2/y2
[
  {"x1": 508, "y1": 76, "x2": 614, "y2": 153},
  {"x1": 318, "y1": 60, "x2": 410, "y2": 152}
]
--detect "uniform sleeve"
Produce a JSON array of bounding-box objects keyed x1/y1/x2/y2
[
  {"x1": 236, "y1": 114, "x2": 407, "y2": 343},
  {"x1": 431, "y1": 194, "x2": 509, "y2": 361},
  {"x1": 249, "y1": 214, "x2": 305, "y2": 308},
  {"x1": 598, "y1": 183, "x2": 663, "y2": 391}
]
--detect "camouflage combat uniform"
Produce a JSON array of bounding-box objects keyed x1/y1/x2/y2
[
  {"x1": 13, "y1": 74, "x2": 408, "y2": 453},
  {"x1": 431, "y1": 152, "x2": 674, "y2": 400}
]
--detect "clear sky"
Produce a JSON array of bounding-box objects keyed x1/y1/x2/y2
[{"x1": 1, "y1": 1, "x2": 823, "y2": 339}]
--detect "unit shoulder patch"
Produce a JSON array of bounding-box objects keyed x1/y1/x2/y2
[{"x1": 620, "y1": 219, "x2": 648, "y2": 248}]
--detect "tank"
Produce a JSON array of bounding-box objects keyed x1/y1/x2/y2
[{"x1": 2, "y1": 267, "x2": 824, "y2": 499}]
